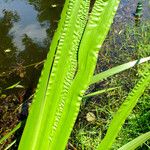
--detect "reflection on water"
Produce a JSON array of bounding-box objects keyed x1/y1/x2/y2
[
  {"x1": 0, "y1": 0, "x2": 149, "y2": 88},
  {"x1": 0, "y1": 0, "x2": 64, "y2": 87},
  {"x1": 116, "y1": 0, "x2": 150, "y2": 21},
  {"x1": 0, "y1": 9, "x2": 18, "y2": 70}
]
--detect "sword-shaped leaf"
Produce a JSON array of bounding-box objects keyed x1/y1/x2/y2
[
  {"x1": 97, "y1": 69, "x2": 150, "y2": 150},
  {"x1": 90, "y1": 56, "x2": 150, "y2": 85},
  {"x1": 118, "y1": 131, "x2": 150, "y2": 150}
]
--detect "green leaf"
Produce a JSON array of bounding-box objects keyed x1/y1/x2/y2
[
  {"x1": 19, "y1": 0, "x2": 120, "y2": 149},
  {"x1": 0, "y1": 122, "x2": 22, "y2": 144},
  {"x1": 51, "y1": 0, "x2": 120, "y2": 149},
  {"x1": 19, "y1": 0, "x2": 90, "y2": 149},
  {"x1": 83, "y1": 87, "x2": 119, "y2": 98},
  {"x1": 118, "y1": 132, "x2": 150, "y2": 150},
  {"x1": 5, "y1": 82, "x2": 24, "y2": 90},
  {"x1": 90, "y1": 56, "x2": 150, "y2": 85},
  {"x1": 97, "y1": 70, "x2": 150, "y2": 150}
]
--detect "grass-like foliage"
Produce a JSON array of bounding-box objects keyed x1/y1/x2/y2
[
  {"x1": 0, "y1": 57, "x2": 149, "y2": 149},
  {"x1": 15, "y1": 0, "x2": 150, "y2": 150},
  {"x1": 90, "y1": 57, "x2": 150, "y2": 84},
  {"x1": 118, "y1": 131, "x2": 150, "y2": 150},
  {"x1": 0, "y1": 122, "x2": 22, "y2": 145},
  {"x1": 97, "y1": 69, "x2": 150, "y2": 150},
  {"x1": 18, "y1": 0, "x2": 120, "y2": 149}
]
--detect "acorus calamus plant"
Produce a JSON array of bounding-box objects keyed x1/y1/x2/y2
[{"x1": 17, "y1": 0, "x2": 150, "y2": 150}]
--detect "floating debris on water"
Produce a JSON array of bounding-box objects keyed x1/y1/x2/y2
[
  {"x1": 51, "y1": 4, "x2": 58, "y2": 8},
  {"x1": 4, "y1": 49, "x2": 11, "y2": 53}
]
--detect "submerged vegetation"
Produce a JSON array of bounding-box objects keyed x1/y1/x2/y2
[{"x1": 0, "y1": 0, "x2": 150, "y2": 149}]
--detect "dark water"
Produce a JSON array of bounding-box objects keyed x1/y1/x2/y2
[
  {"x1": 0, "y1": 0, "x2": 149, "y2": 88},
  {"x1": 0, "y1": 0, "x2": 64, "y2": 88}
]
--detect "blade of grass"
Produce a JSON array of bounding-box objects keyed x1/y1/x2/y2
[
  {"x1": 97, "y1": 69, "x2": 150, "y2": 150},
  {"x1": 0, "y1": 122, "x2": 22, "y2": 144},
  {"x1": 5, "y1": 82, "x2": 24, "y2": 90},
  {"x1": 90, "y1": 56, "x2": 150, "y2": 85},
  {"x1": 83, "y1": 87, "x2": 119, "y2": 98},
  {"x1": 4, "y1": 140, "x2": 16, "y2": 150},
  {"x1": 118, "y1": 132, "x2": 150, "y2": 150}
]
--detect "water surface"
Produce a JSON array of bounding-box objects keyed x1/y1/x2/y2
[
  {"x1": 0, "y1": 0, "x2": 64, "y2": 87},
  {"x1": 0, "y1": 0, "x2": 149, "y2": 88}
]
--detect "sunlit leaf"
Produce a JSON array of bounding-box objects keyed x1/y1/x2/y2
[
  {"x1": 97, "y1": 70, "x2": 150, "y2": 150},
  {"x1": 0, "y1": 122, "x2": 22, "y2": 144},
  {"x1": 90, "y1": 57, "x2": 150, "y2": 85},
  {"x1": 118, "y1": 131, "x2": 150, "y2": 150},
  {"x1": 83, "y1": 87, "x2": 119, "y2": 98}
]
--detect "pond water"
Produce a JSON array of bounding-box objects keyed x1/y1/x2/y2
[
  {"x1": 0, "y1": 0, "x2": 64, "y2": 88},
  {"x1": 0, "y1": 0, "x2": 149, "y2": 89}
]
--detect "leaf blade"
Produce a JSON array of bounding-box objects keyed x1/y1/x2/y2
[
  {"x1": 90, "y1": 57, "x2": 150, "y2": 85},
  {"x1": 97, "y1": 70, "x2": 150, "y2": 150},
  {"x1": 0, "y1": 122, "x2": 22, "y2": 144},
  {"x1": 52, "y1": 0, "x2": 120, "y2": 149},
  {"x1": 83, "y1": 87, "x2": 119, "y2": 98},
  {"x1": 118, "y1": 132, "x2": 150, "y2": 150},
  {"x1": 19, "y1": 0, "x2": 90, "y2": 149}
]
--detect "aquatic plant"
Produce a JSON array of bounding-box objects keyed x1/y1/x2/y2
[
  {"x1": 1, "y1": 0, "x2": 147, "y2": 149},
  {"x1": 18, "y1": 0, "x2": 121, "y2": 149},
  {"x1": 118, "y1": 131, "x2": 150, "y2": 150},
  {"x1": 97, "y1": 69, "x2": 150, "y2": 149},
  {"x1": 1, "y1": 57, "x2": 150, "y2": 148}
]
